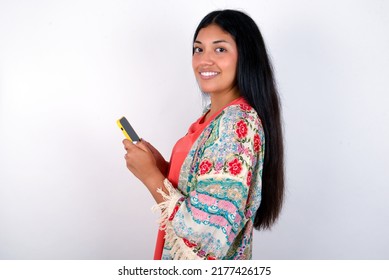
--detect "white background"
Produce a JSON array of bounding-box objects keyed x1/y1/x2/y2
[{"x1": 0, "y1": 0, "x2": 388, "y2": 259}]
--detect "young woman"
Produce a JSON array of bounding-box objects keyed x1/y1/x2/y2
[{"x1": 122, "y1": 9, "x2": 284, "y2": 260}]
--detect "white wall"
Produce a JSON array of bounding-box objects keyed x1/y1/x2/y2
[{"x1": 1, "y1": 0, "x2": 388, "y2": 259}]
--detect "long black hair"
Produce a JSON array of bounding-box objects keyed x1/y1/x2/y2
[{"x1": 193, "y1": 10, "x2": 284, "y2": 230}]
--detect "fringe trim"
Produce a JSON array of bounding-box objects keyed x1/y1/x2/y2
[
  {"x1": 166, "y1": 230, "x2": 201, "y2": 260},
  {"x1": 151, "y1": 179, "x2": 182, "y2": 230},
  {"x1": 151, "y1": 179, "x2": 201, "y2": 260}
]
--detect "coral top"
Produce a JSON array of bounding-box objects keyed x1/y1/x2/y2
[{"x1": 153, "y1": 97, "x2": 245, "y2": 260}]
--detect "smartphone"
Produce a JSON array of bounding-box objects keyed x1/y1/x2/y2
[{"x1": 117, "y1": 116, "x2": 140, "y2": 142}]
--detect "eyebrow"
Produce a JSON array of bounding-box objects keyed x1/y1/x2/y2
[{"x1": 194, "y1": 39, "x2": 231, "y2": 45}]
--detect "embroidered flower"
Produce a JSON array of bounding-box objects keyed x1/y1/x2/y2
[
  {"x1": 253, "y1": 133, "x2": 261, "y2": 152},
  {"x1": 199, "y1": 159, "x2": 213, "y2": 175},
  {"x1": 183, "y1": 238, "x2": 197, "y2": 248},
  {"x1": 239, "y1": 103, "x2": 252, "y2": 111},
  {"x1": 197, "y1": 249, "x2": 206, "y2": 258},
  {"x1": 214, "y1": 160, "x2": 224, "y2": 172},
  {"x1": 235, "y1": 120, "x2": 248, "y2": 139},
  {"x1": 246, "y1": 170, "x2": 252, "y2": 186},
  {"x1": 183, "y1": 238, "x2": 217, "y2": 260},
  {"x1": 228, "y1": 158, "x2": 242, "y2": 175}
]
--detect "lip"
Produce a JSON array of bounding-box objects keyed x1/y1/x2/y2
[{"x1": 199, "y1": 71, "x2": 220, "y2": 80}]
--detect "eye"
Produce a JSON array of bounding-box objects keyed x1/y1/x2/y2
[
  {"x1": 216, "y1": 47, "x2": 227, "y2": 53},
  {"x1": 193, "y1": 47, "x2": 203, "y2": 53}
]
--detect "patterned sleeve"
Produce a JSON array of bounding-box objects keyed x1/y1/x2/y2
[{"x1": 155, "y1": 104, "x2": 263, "y2": 260}]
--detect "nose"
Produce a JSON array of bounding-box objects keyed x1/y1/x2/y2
[{"x1": 199, "y1": 50, "x2": 214, "y2": 66}]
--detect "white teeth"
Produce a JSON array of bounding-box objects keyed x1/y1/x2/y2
[{"x1": 200, "y1": 72, "x2": 218, "y2": 77}]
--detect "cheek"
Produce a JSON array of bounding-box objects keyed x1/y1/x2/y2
[
  {"x1": 192, "y1": 56, "x2": 199, "y2": 71},
  {"x1": 224, "y1": 59, "x2": 238, "y2": 78},
  {"x1": 230, "y1": 57, "x2": 239, "y2": 78}
]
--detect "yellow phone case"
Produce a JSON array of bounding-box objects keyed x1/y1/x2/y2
[{"x1": 117, "y1": 117, "x2": 140, "y2": 142}]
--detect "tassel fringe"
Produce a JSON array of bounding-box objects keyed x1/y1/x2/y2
[
  {"x1": 151, "y1": 179, "x2": 181, "y2": 230},
  {"x1": 151, "y1": 179, "x2": 201, "y2": 260}
]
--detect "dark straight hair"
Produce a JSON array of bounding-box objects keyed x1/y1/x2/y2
[{"x1": 193, "y1": 10, "x2": 284, "y2": 230}]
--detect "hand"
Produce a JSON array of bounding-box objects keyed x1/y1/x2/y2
[
  {"x1": 142, "y1": 139, "x2": 169, "y2": 176},
  {"x1": 122, "y1": 139, "x2": 166, "y2": 203},
  {"x1": 123, "y1": 139, "x2": 158, "y2": 182}
]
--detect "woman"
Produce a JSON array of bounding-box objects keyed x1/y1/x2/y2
[{"x1": 122, "y1": 9, "x2": 284, "y2": 260}]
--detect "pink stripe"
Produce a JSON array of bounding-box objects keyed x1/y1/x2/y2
[
  {"x1": 218, "y1": 200, "x2": 238, "y2": 213},
  {"x1": 197, "y1": 193, "x2": 217, "y2": 206},
  {"x1": 209, "y1": 215, "x2": 228, "y2": 227},
  {"x1": 191, "y1": 206, "x2": 209, "y2": 221}
]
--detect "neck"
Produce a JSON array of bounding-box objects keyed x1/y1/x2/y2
[
  {"x1": 202, "y1": 87, "x2": 240, "y2": 122},
  {"x1": 208, "y1": 87, "x2": 240, "y2": 113}
]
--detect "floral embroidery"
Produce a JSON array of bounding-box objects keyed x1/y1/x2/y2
[
  {"x1": 183, "y1": 238, "x2": 197, "y2": 248},
  {"x1": 247, "y1": 170, "x2": 252, "y2": 186},
  {"x1": 182, "y1": 238, "x2": 218, "y2": 260},
  {"x1": 235, "y1": 120, "x2": 248, "y2": 139},
  {"x1": 253, "y1": 133, "x2": 261, "y2": 152},
  {"x1": 199, "y1": 159, "x2": 213, "y2": 175},
  {"x1": 228, "y1": 158, "x2": 242, "y2": 175},
  {"x1": 239, "y1": 103, "x2": 252, "y2": 111},
  {"x1": 197, "y1": 249, "x2": 206, "y2": 258}
]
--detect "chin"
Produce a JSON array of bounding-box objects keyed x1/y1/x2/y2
[{"x1": 198, "y1": 85, "x2": 219, "y2": 94}]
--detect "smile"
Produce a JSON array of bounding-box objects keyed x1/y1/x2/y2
[{"x1": 200, "y1": 71, "x2": 219, "y2": 77}]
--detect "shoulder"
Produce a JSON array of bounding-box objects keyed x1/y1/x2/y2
[
  {"x1": 224, "y1": 102, "x2": 257, "y2": 117},
  {"x1": 219, "y1": 102, "x2": 263, "y2": 136}
]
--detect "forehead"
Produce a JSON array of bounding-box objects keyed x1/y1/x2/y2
[{"x1": 195, "y1": 24, "x2": 235, "y2": 42}]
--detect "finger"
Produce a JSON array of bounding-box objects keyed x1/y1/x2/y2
[
  {"x1": 124, "y1": 151, "x2": 135, "y2": 161},
  {"x1": 140, "y1": 139, "x2": 157, "y2": 152},
  {"x1": 142, "y1": 139, "x2": 155, "y2": 151},
  {"x1": 122, "y1": 138, "x2": 132, "y2": 145},
  {"x1": 141, "y1": 139, "x2": 153, "y2": 151},
  {"x1": 122, "y1": 139, "x2": 135, "y2": 150},
  {"x1": 136, "y1": 140, "x2": 152, "y2": 153}
]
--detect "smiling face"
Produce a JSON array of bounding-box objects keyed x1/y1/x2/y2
[{"x1": 192, "y1": 24, "x2": 239, "y2": 97}]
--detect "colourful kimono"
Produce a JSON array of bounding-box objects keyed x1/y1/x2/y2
[{"x1": 154, "y1": 98, "x2": 265, "y2": 260}]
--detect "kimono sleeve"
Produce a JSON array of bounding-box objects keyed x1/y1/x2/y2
[{"x1": 155, "y1": 106, "x2": 262, "y2": 260}]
